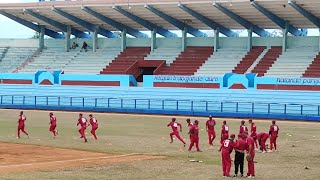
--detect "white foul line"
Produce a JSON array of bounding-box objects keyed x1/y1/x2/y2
[{"x1": 0, "y1": 153, "x2": 140, "y2": 168}]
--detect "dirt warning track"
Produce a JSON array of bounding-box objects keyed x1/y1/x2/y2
[{"x1": 0, "y1": 143, "x2": 161, "y2": 174}]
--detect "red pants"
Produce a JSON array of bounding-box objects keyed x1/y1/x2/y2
[
  {"x1": 91, "y1": 126, "x2": 98, "y2": 140},
  {"x1": 170, "y1": 131, "x2": 186, "y2": 144},
  {"x1": 207, "y1": 130, "x2": 216, "y2": 145},
  {"x1": 247, "y1": 151, "x2": 255, "y2": 177},
  {"x1": 220, "y1": 133, "x2": 229, "y2": 144},
  {"x1": 221, "y1": 150, "x2": 231, "y2": 176},
  {"x1": 78, "y1": 126, "x2": 87, "y2": 142},
  {"x1": 270, "y1": 135, "x2": 278, "y2": 150},
  {"x1": 188, "y1": 136, "x2": 200, "y2": 151},
  {"x1": 260, "y1": 137, "x2": 268, "y2": 151},
  {"x1": 49, "y1": 124, "x2": 57, "y2": 136},
  {"x1": 17, "y1": 124, "x2": 28, "y2": 138},
  {"x1": 250, "y1": 132, "x2": 258, "y2": 148}
]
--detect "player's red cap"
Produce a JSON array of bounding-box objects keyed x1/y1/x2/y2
[
  {"x1": 49, "y1": 112, "x2": 53, "y2": 116},
  {"x1": 172, "y1": 117, "x2": 176, "y2": 121},
  {"x1": 89, "y1": 114, "x2": 93, "y2": 117},
  {"x1": 272, "y1": 120, "x2": 276, "y2": 124},
  {"x1": 241, "y1": 120, "x2": 245, "y2": 124},
  {"x1": 230, "y1": 134, "x2": 235, "y2": 138},
  {"x1": 79, "y1": 113, "x2": 83, "y2": 116},
  {"x1": 186, "y1": 118, "x2": 190, "y2": 121},
  {"x1": 249, "y1": 119, "x2": 252, "y2": 122},
  {"x1": 194, "y1": 120, "x2": 199, "y2": 124},
  {"x1": 223, "y1": 120, "x2": 226, "y2": 124},
  {"x1": 20, "y1": 111, "x2": 23, "y2": 115}
]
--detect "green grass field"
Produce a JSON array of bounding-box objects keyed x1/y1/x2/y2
[{"x1": 0, "y1": 109, "x2": 319, "y2": 180}]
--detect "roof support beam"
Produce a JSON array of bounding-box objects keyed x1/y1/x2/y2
[
  {"x1": 0, "y1": 10, "x2": 64, "y2": 38},
  {"x1": 144, "y1": 4, "x2": 207, "y2": 37},
  {"x1": 178, "y1": 3, "x2": 238, "y2": 37},
  {"x1": 24, "y1": 9, "x2": 89, "y2": 38},
  {"x1": 112, "y1": 6, "x2": 177, "y2": 38},
  {"x1": 81, "y1": 7, "x2": 148, "y2": 38},
  {"x1": 213, "y1": 3, "x2": 272, "y2": 37},
  {"x1": 52, "y1": 7, "x2": 118, "y2": 38},
  {"x1": 288, "y1": 0, "x2": 320, "y2": 28},
  {"x1": 251, "y1": 1, "x2": 307, "y2": 36}
]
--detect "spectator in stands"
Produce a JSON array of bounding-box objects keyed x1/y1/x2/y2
[
  {"x1": 71, "y1": 42, "x2": 78, "y2": 49},
  {"x1": 81, "y1": 41, "x2": 88, "y2": 52}
]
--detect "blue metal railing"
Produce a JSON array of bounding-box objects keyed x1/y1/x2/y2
[{"x1": 0, "y1": 94, "x2": 320, "y2": 119}]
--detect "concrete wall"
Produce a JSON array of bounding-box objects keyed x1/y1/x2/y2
[{"x1": 0, "y1": 36, "x2": 319, "y2": 49}]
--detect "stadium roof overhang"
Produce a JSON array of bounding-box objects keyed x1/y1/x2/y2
[{"x1": 0, "y1": 0, "x2": 319, "y2": 37}]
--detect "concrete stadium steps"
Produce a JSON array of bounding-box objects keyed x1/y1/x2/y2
[
  {"x1": 195, "y1": 48, "x2": 247, "y2": 76},
  {"x1": 156, "y1": 47, "x2": 214, "y2": 75},
  {"x1": 1, "y1": 85, "x2": 320, "y2": 115},
  {"x1": 0, "y1": 47, "x2": 9, "y2": 61},
  {"x1": 303, "y1": 53, "x2": 320, "y2": 78},
  {"x1": 18, "y1": 48, "x2": 121, "y2": 74},
  {"x1": 144, "y1": 48, "x2": 181, "y2": 65},
  {"x1": 0, "y1": 47, "x2": 37, "y2": 73},
  {"x1": 100, "y1": 47, "x2": 151, "y2": 75},
  {"x1": 251, "y1": 46, "x2": 282, "y2": 77},
  {"x1": 232, "y1": 47, "x2": 266, "y2": 74},
  {"x1": 265, "y1": 47, "x2": 319, "y2": 77}
]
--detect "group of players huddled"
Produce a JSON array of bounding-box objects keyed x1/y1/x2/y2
[
  {"x1": 17, "y1": 111, "x2": 99, "y2": 142},
  {"x1": 167, "y1": 115, "x2": 280, "y2": 178}
]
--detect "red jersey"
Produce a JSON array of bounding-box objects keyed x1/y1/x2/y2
[
  {"x1": 50, "y1": 116, "x2": 57, "y2": 125},
  {"x1": 239, "y1": 125, "x2": 248, "y2": 134},
  {"x1": 257, "y1": 132, "x2": 269, "y2": 140},
  {"x1": 78, "y1": 117, "x2": 88, "y2": 127},
  {"x1": 167, "y1": 122, "x2": 181, "y2": 132},
  {"x1": 221, "y1": 124, "x2": 229, "y2": 135},
  {"x1": 269, "y1": 125, "x2": 279, "y2": 136},
  {"x1": 220, "y1": 139, "x2": 234, "y2": 153},
  {"x1": 90, "y1": 117, "x2": 98, "y2": 127},
  {"x1": 190, "y1": 125, "x2": 199, "y2": 138},
  {"x1": 235, "y1": 139, "x2": 247, "y2": 151},
  {"x1": 250, "y1": 123, "x2": 257, "y2": 134},
  {"x1": 206, "y1": 120, "x2": 216, "y2": 131},
  {"x1": 18, "y1": 115, "x2": 26, "y2": 125},
  {"x1": 246, "y1": 137, "x2": 255, "y2": 153}
]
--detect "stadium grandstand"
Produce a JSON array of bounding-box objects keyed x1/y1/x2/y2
[{"x1": 0, "y1": 0, "x2": 320, "y2": 120}]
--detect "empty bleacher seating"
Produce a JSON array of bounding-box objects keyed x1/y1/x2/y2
[
  {"x1": 251, "y1": 46, "x2": 282, "y2": 76},
  {"x1": 232, "y1": 47, "x2": 266, "y2": 74},
  {"x1": 0, "y1": 47, "x2": 37, "y2": 73},
  {"x1": 100, "y1": 47, "x2": 150, "y2": 75},
  {"x1": 144, "y1": 48, "x2": 181, "y2": 65},
  {"x1": 302, "y1": 52, "x2": 320, "y2": 78},
  {"x1": 265, "y1": 47, "x2": 318, "y2": 77},
  {"x1": 156, "y1": 47, "x2": 213, "y2": 75},
  {"x1": 196, "y1": 48, "x2": 246, "y2": 76}
]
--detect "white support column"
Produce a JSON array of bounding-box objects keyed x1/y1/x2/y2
[
  {"x1": 282, "y1": 21, "x2": 289, "y2": 52},
  {"x1": 64, "y1": 25, "x2": 71, "y2": 52},
  {"x1": 151, "y1": 28, "x2": 157, "y2": 52},
  {"x1": 121, "y1": 28, "x2": 127, "y2": 52},
  {"x1": 39, "y1": 26, "x2": 45, "y2": 50},
  {"x1": 92, "y1": 28, "x2": 98, "y2": 52},
  {"x1": 247, "y1": 26, "x2": 253, "y2": 52},
  {"x1": 214, "y1": 27, "x2": 220, "y2": 52},
  {"x1": 182, "y1": 27, "x2": 187, "y2": 51},
  {"x1": 318, "y1": 28, "x2": 320, "y2": 52}
]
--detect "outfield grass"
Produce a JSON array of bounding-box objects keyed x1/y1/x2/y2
[{"x1": 0, "y1": 109, "x2": 319, "y2": 180}]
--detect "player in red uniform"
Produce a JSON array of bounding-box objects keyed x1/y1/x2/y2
[
  {"x1": 167, "y1": 118, "x2": 186, "y2": 146},
  {"x1": 220, "y1": 120, "x2": 229, "y2": 144},
  {"x1": 88, "y1": 114, "x2": 98, "y2": 140},
  {"x1": 219, "y1": 134, "x2": 235, "y2": 178},
  {"x1": 49, "y1": 112, "x2": 58, "y2": 138},
  {"x1": 234, "y1": 134, "x2": 247, "y2": 177},
  {"x1": 206, "y1": 115, "x2": 216, "y2": 146},
  {"x1": 269, "y1": 120, "x2": 279, "y2": 152},
  {"x1": 256, "y1": 132, "x2": 269, "y2": 153},
  {"x1": 77, "y1": 113, "x2": 88, "y2": 142},
  {"x1": 188, "y1": 120, "x2": 201, "y2": 152},
  {"x1": 244, "y1": 132, "x2": 255, "y2": 178},
  {"x1": 239, "y1": 120, "x2": 248, "y2": 135},
  {"x1": 17, "y1": 111, "x2": 29, "y2": 138},
  {"x1": 186, "y1": 118, "x2": 193, "y2": 143},
  {"x1": 249, "y1": 119, "x2": 258, "y2": 149}
]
